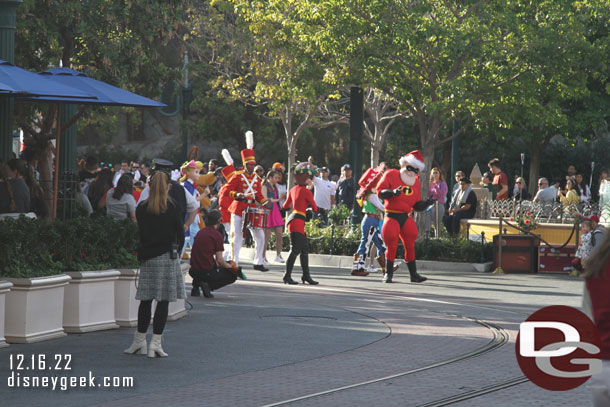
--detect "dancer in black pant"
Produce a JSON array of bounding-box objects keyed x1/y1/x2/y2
[{"x1": 282, "y1": 162, "x2": 319, "y2": 285}]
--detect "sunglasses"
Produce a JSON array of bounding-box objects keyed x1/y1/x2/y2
[
  {"x1": 406, "y1": 165, "x2": 419, "y2": 174},
  {"x1": 516, "y1": 181, "x2": 523, "y2": 184}
]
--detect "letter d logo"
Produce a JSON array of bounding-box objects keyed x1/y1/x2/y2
[{"x1": 516, "y1": 305, "x2": 602, "y2": 391}]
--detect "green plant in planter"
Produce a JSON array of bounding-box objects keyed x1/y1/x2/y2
[
  {"x1": 0, "y1": 217, "x2": 62, "y2": 278},
  {"x1": 0, "y1": 216, "x2": 139, "y2": 278}
]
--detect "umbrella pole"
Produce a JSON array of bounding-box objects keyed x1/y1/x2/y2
[{"x1": 52, "y1": 104, "x2": 62, "y2": 220}]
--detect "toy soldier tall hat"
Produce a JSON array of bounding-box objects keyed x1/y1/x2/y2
[
  {"x1": 221, "y1": 149, "x2": 236, "y2": 181},
  {"x1": 240, "y1": 131, "x2": 256, "y2": 165}
]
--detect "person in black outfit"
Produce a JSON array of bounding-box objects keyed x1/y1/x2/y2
[
  {"x1": 335, "y1": 164, "x2": 354, "y2": 209},
  {"x1": 443, "y1": 177, "x2": 477, "y2": 237},
  {"x1": 124, "y1": 172, "x2": 185, "y2": 358},
  {"x1": 189, "y1": 210, "x2": 245, "y2": 298}
]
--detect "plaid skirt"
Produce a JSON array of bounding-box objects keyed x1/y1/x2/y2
[{"x1": 136, "y1": 252, "x2": 186, "y2": 302}]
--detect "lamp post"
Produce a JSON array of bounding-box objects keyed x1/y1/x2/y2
[
  {"x1": 181, "y1": 50, "x2": 192, "y2": 162},
  {"x1": 349, "y1": 86, "x2": 363, "y2": 227},
  {"x1": 0, "y1": 0, "x2": 22, "y2": 161}
]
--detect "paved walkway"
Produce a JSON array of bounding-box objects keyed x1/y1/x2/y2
[{"x1": 0, "y1": 258, "x2": 593, "y2": 407}]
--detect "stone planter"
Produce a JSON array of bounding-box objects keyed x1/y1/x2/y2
[
  {"x1": 4, "y1": 274, "x2": 71, "y2": 343},
  {"x1": 168, "y1": 299, "x2": 187, "y2": 321},
  {"x1": 114, "y1": 269, "x2": 139, "y2": 327},
  {"x1": 63, "y1": 270, "x2": 120, "y2": 333},
  {"x1": 472, "y1": 262, "x2": 493, "y2": 273},
  {"x1": 0, "y1": 281, "x2": 13, "y2": 347}
]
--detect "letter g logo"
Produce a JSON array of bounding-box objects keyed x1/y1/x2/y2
[{"x1": 516, "y1": 306, "x2": 602, "y2": 391}]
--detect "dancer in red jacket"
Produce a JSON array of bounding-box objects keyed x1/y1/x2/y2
[
  {"x1": 377, "y1": 150, "x2": 434, "y2": 283},
  {"x1": 282, "y1": 162, "x2": 319, "y2": 285}
]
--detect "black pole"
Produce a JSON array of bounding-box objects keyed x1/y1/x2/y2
[{"x1": 349, "y1": 86, "x2": 363, "y2": 227}]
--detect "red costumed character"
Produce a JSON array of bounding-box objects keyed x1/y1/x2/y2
[
  {"x1": 282, "y1": 162, "x2": 319, "y2": 285},
  {"x1": 218, "y1": 149, "x2": 237, "y2": 229},
  {"x1": 224, "y1": 131, "x2": 269, "y2": 270},
  {"x1": 377, "y1": 150, "x2": 434, "y2": 283}
]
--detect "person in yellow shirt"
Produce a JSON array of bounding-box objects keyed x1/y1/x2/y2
[{"x1": 558, "y1": 179, "x2": 580, "y2": 204}]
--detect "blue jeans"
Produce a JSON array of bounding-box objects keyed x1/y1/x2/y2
[{"x1": 357, "y1": 215, "x2": 385, "y2": 256}]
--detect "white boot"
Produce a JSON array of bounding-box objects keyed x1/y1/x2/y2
[
  {"x1": 124, "y1": 331, "x2": 147, "y2": 355},
  {"x1": 148, "y1": 334, "x2": 168, "y2": 358}
]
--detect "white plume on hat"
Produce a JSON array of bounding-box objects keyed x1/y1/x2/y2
[
  {"x1": 399, "y1": 150, "x2": 425, "y2": 171},
  {"x1": 221, "y1": 149, "x2": 233, "y2": 166},
  {"x1": 245, "y1": 131, "x2": 254, "y2": 149}
]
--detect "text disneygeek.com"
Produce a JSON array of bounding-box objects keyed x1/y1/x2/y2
[{"x1": 6, "y1": 353, "x2": 134, "y2": 391}]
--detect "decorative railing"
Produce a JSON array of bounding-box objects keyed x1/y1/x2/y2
[{"x1": 479, "y1": 199, "x2": 610, "y2": 224}]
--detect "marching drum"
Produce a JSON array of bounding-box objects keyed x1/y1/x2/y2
[{"x1": 246, "y1": 207, "x2": 269, "y2": 229}]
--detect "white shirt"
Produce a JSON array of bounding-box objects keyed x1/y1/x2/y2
[{"x1": 313, "y1": 176, "x2": 335, "y2": 210}]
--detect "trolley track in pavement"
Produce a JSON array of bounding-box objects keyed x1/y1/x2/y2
[{"x1": 222, "y1": 279, "x2": 531, "y2": 407}]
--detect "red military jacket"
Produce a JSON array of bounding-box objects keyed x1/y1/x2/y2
[
  {"x1": 218, "y1": 183, "x2": 234, "y2": 224},
  {"x1": 376, "y1": 169, "x2": 421, "y2": 214},
  {"x1": 226, "y1": 170, "x2": 267, "y2": 215}
]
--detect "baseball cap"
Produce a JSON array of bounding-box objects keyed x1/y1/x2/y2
[
  {"x1": 320, "y1": 167, "x2": 329, "y2": 173},
  {"x1": 272, "y1": 162, "x2": 283, "y2": 169},
  {"x1": 342, "y1": 164, "x2": 351, "y2": 171}
]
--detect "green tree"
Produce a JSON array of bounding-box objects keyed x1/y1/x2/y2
[{"x1": 14, "y1": 0, "x2": 189, "y2": 208}]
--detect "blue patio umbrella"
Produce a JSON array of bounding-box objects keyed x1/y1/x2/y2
[
  {"x1": 25, "y1": 67, "x2": 165, "y2": 107},
  {"x1": 0, "y1": 60, "x2": 96, "y2": 99}
]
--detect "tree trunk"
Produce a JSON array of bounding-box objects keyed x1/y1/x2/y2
[
  {"x1": 370, "y1": 140, "x2": 380, "y2": 167},
  {"x1": 415, "y1": 142, "x2": 436, "y2": 241},
  {"x1": 286, "y1": 138, "x2": 297, "y2": 192},
  {"x1": 527, "y1": 142, "x2": 544, "y2": 197}
]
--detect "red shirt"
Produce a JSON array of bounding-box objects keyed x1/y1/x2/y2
[
  {"x1": 190, "y1": 226, "x2": 224, "y2": 272},
  {"x1": 586, "y1": 263, "x2": 610, "y2": 360},
  {"x1": 283, "y1": 185, "x2": 318, "y2": 234},
  {"x1": 493, "y1": 171, "x2": 508, "y2": 200},
  {"x1": 376, "y1": 169, "x2": 421, "y2": 213}
]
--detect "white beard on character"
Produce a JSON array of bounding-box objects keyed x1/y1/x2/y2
[{"x1": 400, "y1": 168, "x2": 417, "y2": 186}]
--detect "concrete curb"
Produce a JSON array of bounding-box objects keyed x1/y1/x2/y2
[{"x1": 238, "y1": 247, "x2": 492, "y2": 273}]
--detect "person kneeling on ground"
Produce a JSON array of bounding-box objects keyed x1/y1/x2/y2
[{"x1": 189, "y1": 209, "x2": 245, "y2": 298}]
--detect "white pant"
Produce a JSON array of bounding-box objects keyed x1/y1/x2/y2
[
  {"x1": 230, "y1": 213, "x2": 265, "y2": 266},
  {"x1": 222, "y1": 222, "x2": 231, "y2": 261},
  {"x1": 589, "y1": 359, "x2": 610, "y2": 407}
]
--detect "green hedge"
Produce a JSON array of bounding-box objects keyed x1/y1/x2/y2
[
  {"x1": 268, "y1": 221, "x2": 493, "y2": 263},
  {"x1": 0, "y1": 216, "x2": 138, "y2": 278}
]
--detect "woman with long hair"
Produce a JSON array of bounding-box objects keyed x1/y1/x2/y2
[
  {"x1": 425, "y1": 167, "x2": 448, "y2": 237},
  {"x1": 5, "y1": 159, "x2": 30, "y2": 213},
  {"x1": 124, "y1": 172, "x2": 185, "y2": 358},
  {"x1": 559, "y1": 178, "x2": 580, "y2": 205},
  {"x1": 583, "y1": 231, "x2": 610, "y2": 406},
  {"x1": 87, "y1": 168, "x2": 114, "y2": 214},
  {"x1": 106, "y1": 174, "x2": 137, "y2": 221},
  {"x1": 262, "y1": 170, "x2": 285, "y2": 264}
]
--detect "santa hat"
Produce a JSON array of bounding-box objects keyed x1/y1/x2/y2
[
  {"x1": 221, "y1": 149, "x2": 236, "y2": 181},
  {"x1": 399, "y1": 150, "x2": 425, "y2": 171},
  {"x1": 240, "y1": 130, "x2": 256, "y2": 165}
]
